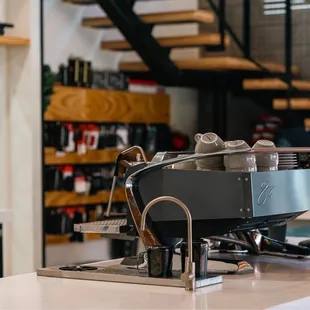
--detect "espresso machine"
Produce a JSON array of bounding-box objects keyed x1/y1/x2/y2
[{"x1": 38, "y1": 143, "x2": 310, "y2": 291}]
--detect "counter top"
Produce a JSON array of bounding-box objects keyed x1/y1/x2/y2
[{"x1": 2, "y1": 256, "x2": 310, "y2": 309}]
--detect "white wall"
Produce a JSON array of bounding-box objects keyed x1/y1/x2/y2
[
  {"x1": 0, "y1": 0, "x2": 11, "y2": 276},
  {"x1": 44, "y1": 0, "x2": 121, "y2": 71},
  {"x1": 0, "y1": 0, "x2": 42, "y2": 276}
]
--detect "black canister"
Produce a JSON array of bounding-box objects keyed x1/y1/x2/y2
[
  {"x1": 147, "y1": 246, "x2": 173, "y2": 278},
  {"x1": 180, "y1": 241, "x2": 208, "y2": 279},
  {"x1": 138, "y1": 246, "x2": 173, "y2": 278}
]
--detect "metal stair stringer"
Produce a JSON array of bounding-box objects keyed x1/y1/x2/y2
[{"x1": 95, "y1": 0, "x2": 181, "y2": 86}]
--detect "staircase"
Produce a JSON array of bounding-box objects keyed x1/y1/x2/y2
[
  {"x1": 63, "y1": 0, "x2": 310, "y2": 136},
  {"x1": 242, "y1": 76, "x2": 310, "y2": 127}
]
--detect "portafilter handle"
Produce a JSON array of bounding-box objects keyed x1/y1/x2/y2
[
  {"x1": 106, "y1": 146, "x2": 147, "y2": 217},
  {"x1": 140, "y1": 196, "x2": 196, "y2": 291}
]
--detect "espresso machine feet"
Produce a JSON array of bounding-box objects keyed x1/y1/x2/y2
[
  {"x1": 257, "y1": 234, "x2": 310, "y2": 258},
  {"x1": 210, "y1": 230, "x2": 310, "y2": 259},
  {"x1": 299, "y1": 239, "x2": 310, "y2": 249}
]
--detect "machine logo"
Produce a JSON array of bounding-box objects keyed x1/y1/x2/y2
[{"x1": 257, "y1": 181, "x2": 275, "y2": 206}]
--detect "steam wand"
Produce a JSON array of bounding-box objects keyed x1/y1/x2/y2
[
  {"x1": 106, "y1": 146, "x2": 147, "y2": 217},
  {"x1": 140, "y1": 196, "x2": 196, "y2": 291}
]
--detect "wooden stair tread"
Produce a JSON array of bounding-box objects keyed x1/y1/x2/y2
[
  {"x1": 101, "y1": 34, "x2": 229, "y2": 51},
  {"x1": 120, "y1": 57, "x2": 299, "y2": 74},
  {"x1": 83, "y1": 10, "x2": 215, "y2": 28},
  {"x1": 244, "y1": 78, "x2": 310, "y2": 91},
  {"x1": 273, "y1": 98, "x2": 310, "y2": 110}
]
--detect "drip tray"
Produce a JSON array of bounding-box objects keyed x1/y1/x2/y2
[
  {"x1": 37, "y1": 260, "x2": 222, "y2": 289},
  {"x1": 73, "y1": 219, "x2": 136, "y2": 241}
]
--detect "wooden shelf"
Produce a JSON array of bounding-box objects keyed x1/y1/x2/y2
[
  {"x1": 243, "y1": 78, "x2": 310, "y2": 91},
  {"x1": 83, "y1": 10, "x2": 215, "y2": 29},
  {"x1": 45, "y1": 147, "x2": 122, "y2": 165},
  {"x1": 46, "y1": 234, "x2": 71, "y2": 245},
  {"x1": 46, "y1": 233, "x2": 101, "y2": 245},
  {"x1": 44, "y1": 86, "x2": 170, "y2": 124},
  {"x1": 0, "y1": 36, "x2": 30, "y2": 47},
  {"x1": 101, "y1": 34, "x2": 229, "y2": 51},
  {"x1": 45, "y1": 187, "x2": 126, "y2": 207},
  {"x1": 86, "y1": 234, "x2": 103, "y2": 241},
  {"x1": 45, "y1": 147, "x2": 154, "y2": 165},
  {"x1": 120, "y1": 56, "x2": 299, "y2": 74},
  {"x1": 273, "y1": 98, "x2": 310, "y2": 110}
]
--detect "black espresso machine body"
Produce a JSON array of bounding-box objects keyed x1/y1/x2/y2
[{"x1": 124, "y1": 151, "x2": 310, "y2": 245}]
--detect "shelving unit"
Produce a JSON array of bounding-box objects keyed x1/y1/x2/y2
[{"x1": 43, "y1": 85, "x2": 170, "y2": 249}]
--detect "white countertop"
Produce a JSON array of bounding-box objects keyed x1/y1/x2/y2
[{"x1": 2, "y1": 256, "x2": 310, "y2": 310}]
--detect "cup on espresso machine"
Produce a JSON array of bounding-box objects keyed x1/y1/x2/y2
[
  {"x1": 171, "y1": 155, "x2": 196, "y2": 170},
  {"x1": 194, "y1": 132, "x2": 225, "y2": 170},
  {"x1": 224, "y1": 140, "x2": 257, "y2": 172},
  {"x1": 252, "y1": 140, "x2": 278, "y2": 172}
]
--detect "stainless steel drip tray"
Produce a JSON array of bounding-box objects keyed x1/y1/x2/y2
[
  {"x1": 74, "y1": 220, "x2": 136, "y2": 241},
  {"x1": 37, "y1": 260, "x2": 222, "y2": 289}
]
